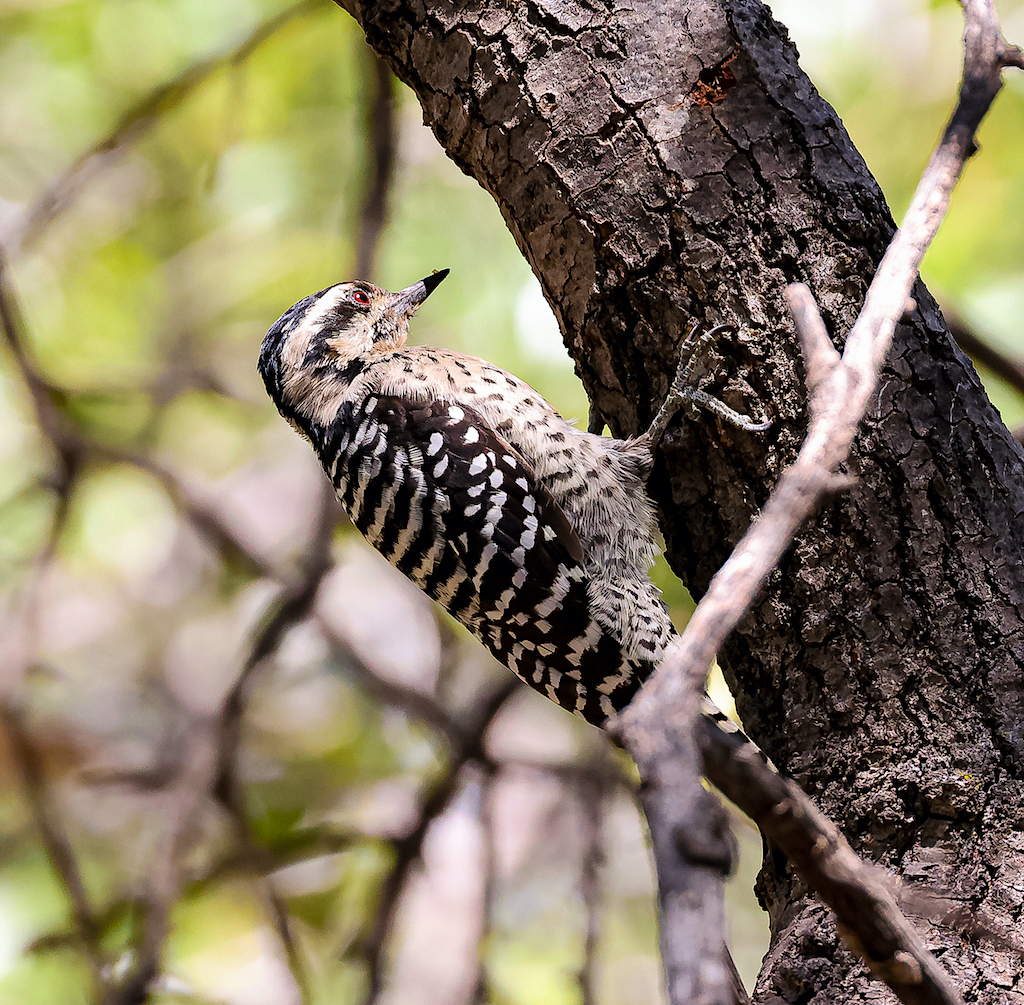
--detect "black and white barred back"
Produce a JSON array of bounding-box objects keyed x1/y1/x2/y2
[
  {"x1": 258, "y1": 272, "x2": 765, "y2": 744},
  {"x1": 313, "y1": 389, "x2": 658, "y2": 721}
]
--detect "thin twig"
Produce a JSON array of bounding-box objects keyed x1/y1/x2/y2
[
  {"x1": 471, "y1": 767, "x2": 497, "y2": 1005},
  {"x1": 13, "y1": 0, "x2": 326, "y2": 254},
  {"x1": 576, "y1": 771, "x2": 604, "y2": 1005},
  {"x1": 0, "y1": 704, "x2": 107, "y2": 996},
  {"x1": 618, "y1": 4, "x2": 1020, "y2": 1005}
]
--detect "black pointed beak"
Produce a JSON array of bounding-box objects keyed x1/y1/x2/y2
[{"x1": 389, "y1": 269, "x2": 450, "y2": 319}]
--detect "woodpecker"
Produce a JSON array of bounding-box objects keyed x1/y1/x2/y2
[{"x1": 259, "y1": 271, "x2": 768, "y2": 726}]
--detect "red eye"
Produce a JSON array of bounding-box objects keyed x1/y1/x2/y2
[{"x1": 352, "y1": 289, "x2": 370, "y2": 306}]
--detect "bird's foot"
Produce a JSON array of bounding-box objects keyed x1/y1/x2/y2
[{"x1": 642, "y1": 323, "x2": 771, "y2": 444}]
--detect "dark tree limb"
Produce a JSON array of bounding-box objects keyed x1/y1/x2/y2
[{"x1": 944, "y1": 309, "x2": 1024, "y2": 445}]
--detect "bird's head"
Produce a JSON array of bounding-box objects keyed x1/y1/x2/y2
[{"x1": 259, "y1": 269, "x2": 449, "y2": 421}]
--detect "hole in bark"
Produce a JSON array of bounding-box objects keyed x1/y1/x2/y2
[
  {"x1": 598, "y1": 109, "x2": 628, "y2": 139},
  {"x1": 691, "y1": 63, "x2": 736, "y2": 107}
]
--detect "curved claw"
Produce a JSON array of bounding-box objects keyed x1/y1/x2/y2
[{"x1": 643, "y1": 322, "x2": 771, "y2": 443}]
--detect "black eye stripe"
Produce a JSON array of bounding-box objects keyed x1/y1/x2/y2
[{"x1": 329, "y1": 302, "x2": 359, "y2": 325}]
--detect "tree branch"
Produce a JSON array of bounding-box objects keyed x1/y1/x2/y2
[{"x1": 943, "y1": 309, "x2": 1024, "y2": 445}]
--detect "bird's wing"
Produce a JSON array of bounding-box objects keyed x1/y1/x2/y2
[
  {"x1": 343, "y1": 394, "x2": 583, "y2": 573},
  {"x1": 321, "y1": 393, "x2": 644, "y2": 721}
]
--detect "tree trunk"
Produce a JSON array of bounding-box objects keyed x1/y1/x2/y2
[{"x1": 339, "y1": 1, "x2": 1024, "y2": 1000}]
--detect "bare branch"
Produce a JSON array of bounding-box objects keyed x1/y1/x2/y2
[
  {"x1": 698, "y1": 717, "x2": 950, "y2": 1001},
  {"x1": 618, "y1": 4, "x2": 1021, "y2": 1005},
  {"x1": 784, "y1": 284, "x2": 840, "y2": 406}
]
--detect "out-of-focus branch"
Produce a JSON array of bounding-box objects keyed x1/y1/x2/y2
[
  {"x1": 471, "y1": 767, "x2": 497, "y2": 1005},
  {"x1": 318, "y1": 618, "x2": 466, "y2": 749},
  {"x1": 208, "y1": 478, "x2": 339, "y2": 1005},
  {"x1": 355, "y1": 53, "x2": 396, "y2": 282},
  {"x1": 100, "y1": 445, "x2": 277, "y2": 579},
  {"x1": 214, "y1": 481, "x2": 339, "y2": 815},
  {"x1": 102, "y1": 719, "x2": 220, "y2": 1005},
  {"x1": 947, "y1": 312, "x2": 1024, "y2": 396},
  {"x1": 1, "y1": 5, "x2": 411, "y2": 1002},
  {"x1": 1, "y1": 243, "x2": 275, "y2": 581},
  {"x1": 356, "y1": 675, "x2": 519, "y2": 1005},
  {"x1": 1, "y1": 9, "x2": 349, "y2": 996},
  {"x1": 618, "y1": 4, "x2": 1020, "y2": 1005},
  {"x1": 0, "y1": 247, "x2": 78, "y2": 476},
  {"x1": 577, "y1": 770, "x2": 604, "y2": 1005},
  {"x1": 13, "y1": 0, "x2": 326, "y2": 255},
  {"x1": 0, "y1": 244, "x2": 106, "y2": 992},
  {"x1": 944, "y1": 310, "x2": 1024, "y2": 445},
  {"x1": 0, "y1": 704, "x2": 107, "y2": 997}
]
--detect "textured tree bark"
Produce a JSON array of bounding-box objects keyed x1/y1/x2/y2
[{"x1": 338, "y1": 1, "x2": 1024, "y2": 1001}]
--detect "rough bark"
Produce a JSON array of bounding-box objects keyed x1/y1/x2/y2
[{"x1": 338, "y1": 1, "x2": 1024, "y2": 1001}]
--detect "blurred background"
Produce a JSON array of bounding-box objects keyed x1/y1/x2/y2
[{"x1": 0, "y1": 0, "x2": 1021, "y2": 1002}]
